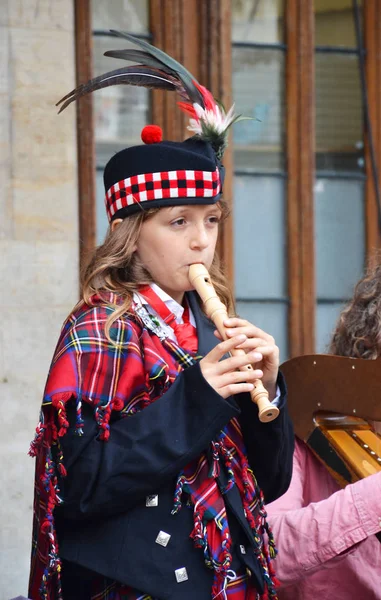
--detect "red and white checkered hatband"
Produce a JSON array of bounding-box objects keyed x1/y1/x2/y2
[{"x1": 105, "y1": 167, "x2": 221, "y2": 221}]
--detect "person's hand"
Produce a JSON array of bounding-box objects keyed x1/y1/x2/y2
[
  {"x1": 199, "y1": 335, "x2": 263, "y2": 399},
  {"x1": 214, "y1": 318, "x2": 279, "y2": 401}
]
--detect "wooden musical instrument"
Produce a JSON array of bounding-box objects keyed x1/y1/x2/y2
[
  {"x1": 189, "y1": 263, "x2": 279, "y2": 423},
  {"x1": 280, "y1": 354, "x2": 381, "y2": 487}
]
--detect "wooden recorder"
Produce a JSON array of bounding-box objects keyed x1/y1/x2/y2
[{"x1": 189, "y1": 263, "x2": 279, "y2": 423}]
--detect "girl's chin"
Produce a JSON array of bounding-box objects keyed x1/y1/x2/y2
[{"x1": 157, "y1": 280, "x2": 193, "y2": 299}]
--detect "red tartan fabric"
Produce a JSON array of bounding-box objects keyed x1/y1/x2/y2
[{"x1": 28, "y1": 292, "x2": 278, "y2": 600}]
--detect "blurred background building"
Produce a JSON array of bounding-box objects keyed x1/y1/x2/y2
[{"x1": 1, "y1": 0, "x2": 381, "y2": 597}]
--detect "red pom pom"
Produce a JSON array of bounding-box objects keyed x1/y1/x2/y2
[
  {"x1": 113, "y1": 398, "x2": 124, "y2": 411},
  {"x1": 141, "y1": 125, "x2": 163, "y2": 144}
]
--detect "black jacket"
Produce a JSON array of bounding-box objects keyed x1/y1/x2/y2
[{"x1": 54, "y1": 292, "x2": 294, "y2": 599}]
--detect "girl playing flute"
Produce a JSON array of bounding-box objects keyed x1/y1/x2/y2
[{"x1": 28, "y1": 33, "x2": 293, "y2": 600}]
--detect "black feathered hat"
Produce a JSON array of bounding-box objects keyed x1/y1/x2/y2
[
  {"x1": 103, "y1": 135, "x2": 225, "y2": 221},
  {"x1": 57, "y1": 31, "x2": 248, "y2": 221}
]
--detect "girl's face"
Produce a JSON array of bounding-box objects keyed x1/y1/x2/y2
[{"x1": 135, "y1": 204, "x2": 222, "y2": 303}]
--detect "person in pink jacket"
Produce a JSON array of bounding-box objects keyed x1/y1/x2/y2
[{"x1": 267, "y1": 263, "x2": 381, "y2": 599}]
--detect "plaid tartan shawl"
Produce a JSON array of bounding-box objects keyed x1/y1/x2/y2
[{"x1": 28, "y1": 293, "x2": 278, "y2": 600}]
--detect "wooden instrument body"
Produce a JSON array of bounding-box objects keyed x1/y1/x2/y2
[
  {"x1": 280, "y1": 354, "x2": 381, "y2": 487},
  {"x1": 188, "y1": 263, "x2": 279, "y2": 423}
]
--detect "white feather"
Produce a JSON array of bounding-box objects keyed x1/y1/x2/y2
[{"x1": 187, "y1": 102, "x2": 237, "y2": 136}]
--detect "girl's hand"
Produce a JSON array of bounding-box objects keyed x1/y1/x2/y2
[
  {"x1": 200, "y1": 335, "x2": 263, "y2": 399},
  {"x1": 214, "y1": 318, "x2": 279, "y2": 401}
]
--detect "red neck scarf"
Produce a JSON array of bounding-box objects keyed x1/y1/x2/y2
[{"x1": 138, "y1": 286, "x2": 198, "y2": 353}]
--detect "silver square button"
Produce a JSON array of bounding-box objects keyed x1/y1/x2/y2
[
  {"x1": 146, "y1": 494, "x2": 158, "y2": 507},
  {"x1": 175, "y1": 567, "x2": 188, "y2": 583},
  {"x1": 155, "y1": 530, "x2": 171, "y2": 547},
  {"x1": 240, "y1": 545, "x2": 246, "y2": 554}
]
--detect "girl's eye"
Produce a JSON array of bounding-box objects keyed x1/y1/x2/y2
[
  {"x1": 171, "y1": 218, "x2": 186, "y2": 226},
  {"x1": 207, "y1": 216, "x2": 220, "y2": 224}
]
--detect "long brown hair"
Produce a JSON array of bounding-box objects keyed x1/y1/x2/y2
[
  {"x1": 81, "y1": 202, "x2": 234, "y2": 340},
  {"x1": 329, "y1": 261, "x2": 381, "y2": 359}
]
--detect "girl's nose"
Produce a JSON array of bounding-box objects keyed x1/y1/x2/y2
[{"x1": 190, "y1": 224, "x2": 209, "y2": 250}]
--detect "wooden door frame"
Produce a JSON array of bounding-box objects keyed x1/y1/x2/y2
[
  {"x1": 286, "y1": 0, "x2": 316, "y2": 356},
  {"x1": 364, "y1": 0, "x2": 381, "y2": 261},
  {"x1": 75, "y1": 0, "x2": 96, "y2": 271}
]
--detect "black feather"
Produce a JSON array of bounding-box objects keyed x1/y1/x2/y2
[
  {"x1": 56, "y1": 67, "x2": 177, "y2": 113},
  {"x1": 108, "y1": 31, "x2": 204, "y2": 106},
  {"x1": 56, "y1": 31, "x2": 205, "y2": 114},
  {"x1": 104, "y1": 49, "x2": 173, "y2": 73}
]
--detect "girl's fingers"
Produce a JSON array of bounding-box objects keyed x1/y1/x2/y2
[
  {"x1": 217, "y1": 369, "x2": 264, "y2": 387},
  {"x1": 248, "y1": 346, "x2": 280, "y2": 366},
  {"x1": 212, "y1": 333, "x2": 278, "y2": 370},
  {"x1": 237, "y1": 341, "x2": 279, "y2": 358},
  {"x1": 205, "y1": 335, "x2": 247, "y2": 362},
  {"x1": 223, "y1": 319, "x2": 275, "y2": 344},
  {"x1": 200, "y1": 334, "x2": 270, "y2": 398},
  {"x1": 254, "y1": 345, "x2": 279, "y2": 357},
  {"x1": 219, "y1": 382, "x2": 255, "y2": 398},
  {"x1": 226, "y1": 328, "x2": 274, "y2": 345},
  {"x1": 223, "y1": 317, "x2": 250, "y2": 327},
  {"x1": 216, "y1": 352, "x2": 264, "y2": 375},
  {"x1": 235, "y1": 337, "x2": 269, "y2": 350},
  {"x1": 215, "y1": 324, "x2": 276, "y2": 354}
]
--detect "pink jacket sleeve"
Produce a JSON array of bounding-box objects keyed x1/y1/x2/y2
[{"x1": 266, "y1": 437, "x2": 381, "y2": 585}]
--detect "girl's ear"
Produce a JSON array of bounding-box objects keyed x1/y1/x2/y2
[
  {"x1": 111, "y1": 218, "x2": 123, "y2": 233},
  {"x1": 111, "y1": 217, "x2": 138, "y2": 252}
]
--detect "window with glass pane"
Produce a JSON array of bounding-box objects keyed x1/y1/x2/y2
[
  {"x1": 234, "y1": 176, "x2": 288, "y2": 360},
  {"x1": 232, "y1": 48, "x2": 285, "y2": 172},
  {"x1": 232, "y1": 0, "x2": 284, "y2": 45},
  {"x1": 316, "y1": 53, "x2": 363, "y2": 172},
  {"x1": 232, "y1": 0, "x2": 288, "y2": 361},
  {"x1": 315, "y1": 0, "x2": 362, "y2": 47},
  {"x1": 92, "y1": 0, "x2": 150, "y2": 244},
  {"x1": 314, "y1": 0, "x2": 365, "y2": 352},
  {"x1": 315, "y1": 178, "x2": 365, "y2": 350}
]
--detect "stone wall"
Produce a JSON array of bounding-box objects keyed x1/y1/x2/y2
[{"x1": 0, "y1": 1, "x2": 78, "y2": 597}]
